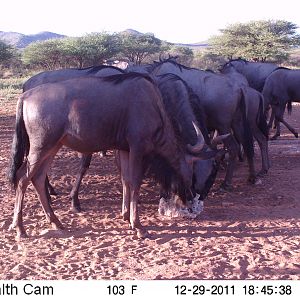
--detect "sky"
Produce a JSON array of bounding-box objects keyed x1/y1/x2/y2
[{"x1": 1, "y1": 0, "x2": 300, "y2": 44}]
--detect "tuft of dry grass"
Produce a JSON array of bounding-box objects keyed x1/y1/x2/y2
[{"x1": 0, "y1": 77, "x2": 28, "y2": 115}]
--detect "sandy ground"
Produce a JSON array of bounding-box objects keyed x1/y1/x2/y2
[{"x1": 0, "y1": 100, "x2": 299, "y2": 280}]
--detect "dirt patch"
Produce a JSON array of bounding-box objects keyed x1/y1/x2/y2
[{"x1": 0, "y1": 102, "x2": 299, "y2": 280}]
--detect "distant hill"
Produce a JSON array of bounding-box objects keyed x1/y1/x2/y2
[
  {"x1": 121, "y1": 29, "x2": 144, "y2": 36},
  {"x1": 174, "y1": 42, "x2": 208, "y2": 50},
  {"x1": 0, "y1": 29, "x2": 207, "y2": 50},
  {"x1": 0, "y1": 31, "x2": 66, "y2": 48}
]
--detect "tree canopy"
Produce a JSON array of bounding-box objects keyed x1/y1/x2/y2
[
  {"x1": 0, "y1": 40, "x2": 15, "y2": 66},
  {"x1": 21, "y1": 32, "x2": 168, "y2": 69},
  {"x1": 208, "y1": 20, "x2": 300, "y2": 62},
  {"x1": 22, "y1": 33, "x2": 121, "y2": 69},
  {"x1": 4, "y1": 20, "x2": 300, "y2": 74},
  {"x1": 118, "y1": 32, "x2": 165, "y2": 65}
]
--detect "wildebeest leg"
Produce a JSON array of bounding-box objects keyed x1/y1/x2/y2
[
  {"x1": 45, "y1": 175, "x2": 57, "y2": 196},
  {"x1": 119, "y1": 151, "x2": 130, "y2": 222},
  {"x1": 277, "y1": 118, "x2": 298, "y2": 138},
  {"x1": 219, "y1": 130, "x2": 238, "y2": 191},
  {"x1": 238, "y1": 144, "x2": 244, "y2": 162},
  {"x1": 271, "y1": 105, "x2": 298, "y2": 139},
  {"x1": 69, "y1": 154, "x2": 93, "y2": 212},
  {"x1": 9, "y1": 146, "x2": 63, "y2": 238},
  {"x1": 128, "y1": 148, "x2": 149, "y2": 239},
  {"x1": 253, "y1": 129, "x2": 270, "y2": 176},
  {"x1": 233, "y1": 126, "x2": 256, "y2": 184},
  {"x1": 31, "y1": 155, "x2": 63, "y2": 229},
  {"x1": 9, "y1": 162, "x2": 29, "y2": 239},
  {"x1": 270, "y1": 118, "x2": 281, "y2": 140},
  {"x1": 267, "y1": 109, "x2": 275, "y2": 132}
]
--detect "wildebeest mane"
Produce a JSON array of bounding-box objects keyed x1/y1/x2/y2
[
  {"x1": 143, "y1": 153, "x2": 190, "y2": 202},
  {"x1": 272, "y1": 66, "x2": 291, "y2": 72},
  {"x1": 101, "y1": 72, "x2": 155, "y2": 84},
  {"x1": 221, "y1": 58, "x2": 248, "y2": 70},
  {"x1": 82, "y1": 65, "x2": 125, "y2": 74},
  {"x1": 149, "y1": 57, "x2": 199, "y2": 73},
  {"x1": 156, "y1": 73, "x2": 210, "y2": 144},
  {"x1": 228, "y1": 58, "x2": 248, "y2": 64},
  {"x1": 143, "y1": 153, "x2": 175, "y2": 195}
]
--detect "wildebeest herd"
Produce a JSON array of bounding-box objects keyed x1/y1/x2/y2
[{"x1": 7, "y1": 57, "x2": 300, "y2": 240}]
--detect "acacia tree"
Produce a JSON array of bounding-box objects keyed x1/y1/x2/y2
[
  {"x1": 22, "y1": 32, "x2": 121, "y2": 70},
  {"x1": 167, "y1": 45, "x2": 194, "y2": 65},
  {"x1": 61, "y1": 33, "x2": 120, "y2": 68},
  {"x1": 209, "y1": 20, "x2": 300, "y2": 62},
  {"x1": 22, "y1": 39, "x2": 65, "y2": 69},
  {"x1": 119, "y1": 32, "x2": 164, "y2": 64},
  {"x1": 0, "y1": 41, "x2": 15, "y2": 66}
]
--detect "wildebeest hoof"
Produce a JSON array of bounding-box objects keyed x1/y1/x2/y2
[
  {"x1": 122, "y1": 213, "x2": 130, "y2": 222},
  {"x1": 136, "y1": 228, "x2": 150, "y2": 239},
  {"x1": 16, "y1": 232, "x2": 29, "y2": 241},
  {"x1": 220, "y1": 182, "x2": 233, "y2": 191},
  {"x1": 270, "y1": 134, "x2": 280, "y2": 140},
  {"x1": 51, "y1": 222, "x2": 64, "y2": 231},
  {"x1": 99, "y1": 151, "x2": 107, "y2": 158},
  {"x1": 247, "y1": 176, "x2": 256, "y2": 184},
  {"x1": 49, "y1": 189, "x2": 58, "y2": 196},
  {"x1": 8, "y1": 223, "x2": 15, "y2": 232},
  {"x1": 295, "y1": 132, "x2": 299, "y2": 138},
  {"x1": 71, "y1": 205, "x2": 81, "y2": 213},
  {"x1": 257, "y1": 169, "x2": 268, "y2": 177}
]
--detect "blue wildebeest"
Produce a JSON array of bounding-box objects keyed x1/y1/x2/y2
[
  {"x1": 262, "y1": 67, "x2": 300, "y2": 139},
  {"x1": 8, "y1": 73, "x2": 206, "y2": 239},
  {"x1": 23, "y1": 65, "x2": 126, "y2": 209},
  {"x1": 70, "y1": 72, "x2": 227, "y2": 213},
  {"x1": 23, "y1": 65, "x2": 225, "y2": 213},
  {"x1": 220, "y1": 63, "x2": 270, "y2": 176},
  {"x1": 148, "y1": 58, "x2": 255, "y2": 191},
  {"x1": 223, "y1": 59, "x2": 298, "y2": 140},
  {"x1": 151, "y1": 73, "x2": 228, "y2": 212}
]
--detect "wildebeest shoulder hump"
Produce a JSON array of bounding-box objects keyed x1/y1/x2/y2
[{"x1": 102, "y1": 72, "x2": 155, "y2": 84}]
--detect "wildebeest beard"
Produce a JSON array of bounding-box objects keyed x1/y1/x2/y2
[{"x1": 143, "y1": 153, "x2": 194, "y2": 205}]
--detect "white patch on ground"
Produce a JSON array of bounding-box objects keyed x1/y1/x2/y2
[{"x1": 158, "y1": 194, "x2": 204, "y2": 219}]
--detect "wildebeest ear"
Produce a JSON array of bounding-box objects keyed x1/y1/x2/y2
[{"x1": 211, "y1": 133, "x2": 231, "y2": 147}]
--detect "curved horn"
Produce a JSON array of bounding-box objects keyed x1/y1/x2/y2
[
  {"x1": 187, "y1": 121, "x2": 205, "y2": 154},
  {"x1": 211, "y1": 133, "x2": 231, "y2": 147}
]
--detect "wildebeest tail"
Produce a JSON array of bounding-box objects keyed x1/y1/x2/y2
[
  {"x1": 240, "y1": 88, "x2": 254, "y2": 159},
  {"x1": 256, "y1": 94, "x2": 269, "y2": 139},
  {"x1": 7, "y1": 97, "x2": 30, "y2": 190}
]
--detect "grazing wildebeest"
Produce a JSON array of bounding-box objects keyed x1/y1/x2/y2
[
  {"x1": 223, "y1": 59, "x2": 297, "y2": 139},
  {"x1": 23, "y1": 65, "x2": 126, "y2": 209},
  {"x1": 71, "y1": 73, "x2": 227, "y2": 213},
  {"x1": 148, "y1": 58, "x2": 255, "y2": 190},
  {"x1": 262, "y1": 67, "x2": 300, "y2": 139},
  {"x1": 220, "y1": 63, "x2": 270, "y2": 175},
  {"x1": 8, "y1": 73, "x2": 203, "y2": 239},
  {"x1": 152, "y1": 73, "x2": 228, "y2": 207}
]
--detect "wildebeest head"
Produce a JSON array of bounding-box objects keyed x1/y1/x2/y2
[
  {"x1": 192, "y1": 147, "x2": 225, "y2": 200},
  {"x1": 158, "y1": 136, "x2": 228, "y2": 218}
]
